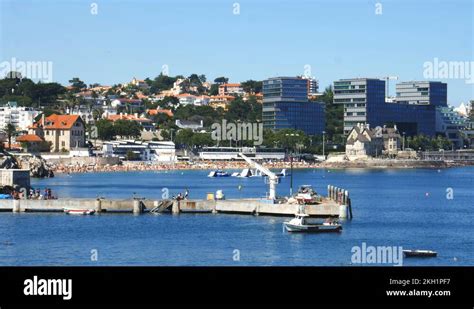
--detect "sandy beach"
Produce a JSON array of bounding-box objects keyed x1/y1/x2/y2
[{"x1": 47, "y1": 158, "x2": 473, "y2": 175}]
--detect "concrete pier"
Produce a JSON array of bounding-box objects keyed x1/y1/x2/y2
[{"x1": 0, "y1": 197, "x2": 348, "y2": 218}]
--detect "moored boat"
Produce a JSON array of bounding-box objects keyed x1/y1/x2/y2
[
  {"x1": 294, "y1": 185, "x2": 321, "y2": 205},
  {"x1": 403, "y1": 250, "x2": 437, "y2": 257},
  {"x1": 64, "y1": 208, "x2": 96, "y2": 215},
  {"x1": 207, "y1": 170, "x2": 230, "y2": 177},
  {"x1": 284, "y1": 214, "x2": 342, "y2": 233},
  {"x1": 276, "y1": 169, "x2": 290, "y2": 177}
]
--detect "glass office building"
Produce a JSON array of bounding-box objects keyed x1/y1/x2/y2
[
  {"x1": 263, "y1": 77, "x2": 325, "y2": 135},
  {"x1": 334, "y1": 78, "x2": 448, "y2": 136},
  {"x1": 334, "y1": 78, "x2": 385, "y2": 133},
  {"x1": 395, "y1": 81, "x2": 447, "y2": 106}
]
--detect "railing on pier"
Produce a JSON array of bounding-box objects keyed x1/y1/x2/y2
[{"x1": 327, "y1": 185, "x2": 353, "y2": 219}]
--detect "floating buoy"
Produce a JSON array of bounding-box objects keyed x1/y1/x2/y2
[
  {"x1": 425, "y1": 192, "x2": 430, "y2": 197},
  {"x1": 453, "y1": 257, "x2": 458, "y2": 262}
]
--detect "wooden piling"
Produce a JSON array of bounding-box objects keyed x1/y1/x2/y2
[{"x1": 348, "y1": 197, "x2": 353, "y2": 219}]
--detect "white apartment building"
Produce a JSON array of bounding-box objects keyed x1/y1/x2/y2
[{"x1": 0, "y1": 102, "x2": 40, "y2": 131}]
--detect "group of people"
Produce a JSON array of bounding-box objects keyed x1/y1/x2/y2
[
  {"x1": 11, "y1": 188, "x2": 57, "y2": 200},
  {"x1": 173, "y1": 189, "x2": 189, "y2": 201}
]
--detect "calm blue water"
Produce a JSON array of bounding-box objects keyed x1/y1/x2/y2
[{"x1": 0, "y1": 167, "x2": 472, "y2": 266}]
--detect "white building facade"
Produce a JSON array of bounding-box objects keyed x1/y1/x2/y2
[{"x1": 0, "y1": 102, "x2": 40, "y2": 131}]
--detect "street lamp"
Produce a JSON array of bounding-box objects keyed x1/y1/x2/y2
[
  {"x1": 322, "y1": 131, "x2": 326, "y2": 158},
  {"x1": 402, "y1": 132, "x2": 406, "y2": 150},
  {"x1": 285, "y1": 133, "x2": 300, "y2": 196}
]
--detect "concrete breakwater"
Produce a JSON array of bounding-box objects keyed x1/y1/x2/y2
[{"x1": 0, "y1": 196, "x2": 350, "y2": 218}]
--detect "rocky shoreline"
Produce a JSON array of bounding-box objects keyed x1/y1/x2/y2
[{"x1": 0, "y1": 152, "x2": 54, "y2": 178}]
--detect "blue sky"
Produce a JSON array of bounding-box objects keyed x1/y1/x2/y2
[{"x1": 0, "y1": 0, "x2": 472, "y2": 106}]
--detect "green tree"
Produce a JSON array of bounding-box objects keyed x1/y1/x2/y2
[
  {"x1": 113, "y1": 120, "x2": 142, "y2": 139},
  {"x1": 95, "y1": 119, "x2": 115, "y2": 140},
  {"x1": 158, "y1": 96, "x2": 179, "y2": 109},
  {"x1": 191, "y1": 132, "x2": 214, "y2": 147},
  {"x1": 149, "y1": 74, "x2": 177, "y2": 93},
  {"x1": 209, "y1": 84, "x2": 219, "y2": 95},
  {"x1": 4, "y1": 123, "x2": 16, "y2": 150},
  {"x1": 175, "y1": 129, "x2": 195, "y2": 148},
  {"x1": 68, "y1": 77, "x2": 87, "y2": 90},
  {"x1": 213, "y1": 77, "x2": 229, "y2": 84},
  {"x1": 318, "y1": 85, "x2": 343, "y2": 140},
  {"x1": 406, "y1": 134, "x2": 452, "y2": 151},
  {"x1": 226, "y1": 96, "x2": 261, "y2": 122},
  {"x1": 241, "y1": 80, "x2": 262, "y2": 93}
]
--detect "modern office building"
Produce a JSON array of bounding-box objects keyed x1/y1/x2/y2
[
  {"x1": 436, "y1": 106, "x2": 468, "y2": 148},
  {"x1": 334, "y1": 78, "x2": 448, "y2": 137},
  {"x1": 262, "y1": 77, "x2": 325, "y2": 135},
  {"x1": 333, "y1": 78, "x2": 385, "y2": 134},
  {"x1": 301, "y1": 76, "x2": 319, "y2": 96},
  {"x1": 395, "y1": 81, "x2": 447, "y2": 106}
]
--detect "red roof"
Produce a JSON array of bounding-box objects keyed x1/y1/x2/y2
[
  {"x1": 16, "y1": 134, "x2": 44, "y2": 143},
  {"x1": 31, "y1": 114, "x2": 82, "y2": 130},
  {"x1": 147, "y1": 109, "x2": 174, "y2": 117}
]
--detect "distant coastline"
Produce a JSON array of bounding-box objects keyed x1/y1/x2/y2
[{"x1": 49, "y1": 159, "x2": 474, "y2": 174}]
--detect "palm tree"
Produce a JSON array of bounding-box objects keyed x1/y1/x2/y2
[{"x1": 5, "y1": 123, "x2": 16, "y2": 150}]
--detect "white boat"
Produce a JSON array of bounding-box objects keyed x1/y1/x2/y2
[
  {"x1": 403, "y1": 250, "x2": 437, "y2": 258},
  {"x1": 284, "y1": 214, "x2": 342, "y2": 233},
  {"x1": 294, "y1": 185, "x2": 321, "y2": 205},
  {"x1": 207, "y1": 170, "x2": 230, "y2": 177},
  {"x1": 231, "y1": 168, "x2": 255, "y2": 178},
  {"x1": 238, "y1": 168, "x2": 252, "y2": 177},
  {"x1": 276, "y1": 169, "x2": 290, "y2": 177},
  {"x1": 64, "y1": 208, "x2": 96, "y2": 215}
]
